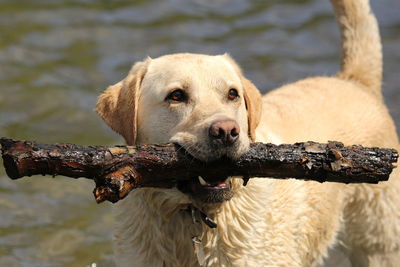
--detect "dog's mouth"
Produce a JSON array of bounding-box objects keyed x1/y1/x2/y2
[
  {"x1": 195, "y1": 175, "x2": 231, "y2": 190},
  {"x1": 177, "y1": 175, "x2": 234, "y2": 203},
  {"x1": 174, "y1": 144, "x2": 235, "y2": 203}
]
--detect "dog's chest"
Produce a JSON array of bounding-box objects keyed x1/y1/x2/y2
[{"x1": 113, "y1": 183, "x2": 273, "y2": 266}]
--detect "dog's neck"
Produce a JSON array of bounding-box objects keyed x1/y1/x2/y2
[{"x1": 113, "y1": 178, "x2": 272, "y2": 266}]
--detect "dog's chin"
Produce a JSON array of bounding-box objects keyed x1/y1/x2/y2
[
  {"x1": 174, "y1": 142, "x2": 248, "y2": 203},
  {"x1": 177, "y1": 175, "x2": 234, "y2": 203}
]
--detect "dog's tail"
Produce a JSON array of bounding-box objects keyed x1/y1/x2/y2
[{"x1": 331, "y1": 0, "x2": 382, "y2": 99}]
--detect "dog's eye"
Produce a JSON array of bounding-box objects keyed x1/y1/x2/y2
[
  {"x1": 166, "y1": 89, "x2": 187, "y2": 103},
  {"x1": 227, "y1": 88, "x2": 239, "y2": 101}
]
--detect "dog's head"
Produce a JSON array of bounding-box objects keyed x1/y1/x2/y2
[{"x1": 96, "y1": 53, "x2": 262, "y2": 203}]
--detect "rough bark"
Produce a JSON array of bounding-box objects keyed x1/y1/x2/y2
[{"x1": 0, "y1": 138, "x2": 398, "y2": 203}]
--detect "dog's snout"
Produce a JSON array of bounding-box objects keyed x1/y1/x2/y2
[{"x1": 209, "y1": 120, "x2": 240, "y2": 145}]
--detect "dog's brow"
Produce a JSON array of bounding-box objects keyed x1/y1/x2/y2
[
  {"x1": 167, "y1": 81, "x2": 187, "y2": 89},
  {"x1": 226, "y1": 81, "x2": 240, "y2": 90}
]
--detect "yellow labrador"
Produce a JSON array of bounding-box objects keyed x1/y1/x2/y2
[{"x1": 96, "y1": 0, "x2": 400, "y2": 266}]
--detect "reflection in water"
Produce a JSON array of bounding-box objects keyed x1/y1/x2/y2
[{"x1": 0, "y1": 0, "x2": 399, "y2": 266}]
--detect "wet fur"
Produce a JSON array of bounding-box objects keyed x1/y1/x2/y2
[{"x1": 97, "y1": 0, "x2": 400, "y2": 266}]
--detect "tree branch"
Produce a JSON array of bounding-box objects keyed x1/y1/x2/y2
[{"x1": 0, "y1": 138, "x2": 397, "y2": 203}]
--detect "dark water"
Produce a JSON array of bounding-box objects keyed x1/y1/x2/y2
[{"x1": 0, "y1": 0, "x2": 399, "y2": 266}]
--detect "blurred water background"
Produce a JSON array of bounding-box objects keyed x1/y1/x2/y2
[{"x1": 0, "y1": 0, "x2": 399, "y2": 266}]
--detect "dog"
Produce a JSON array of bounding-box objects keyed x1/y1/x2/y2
[{"x1": 96, "y1": 0, "x2": 400, "y2": 266}]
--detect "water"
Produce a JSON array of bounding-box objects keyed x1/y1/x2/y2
[{"x1": 0, "y1": 0, "x2": 399, "y2": 266}]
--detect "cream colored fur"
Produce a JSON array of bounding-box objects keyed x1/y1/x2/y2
[{"x1": 96, "y1": 0, "x2": 400, "y2": 266}]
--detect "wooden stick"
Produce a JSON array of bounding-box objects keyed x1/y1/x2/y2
[{"x1": 0, "y1": 138, "x2": 398, "y2": 203}]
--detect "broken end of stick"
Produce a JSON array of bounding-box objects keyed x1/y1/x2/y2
[
  {"x1": 94, "y1": 186, "x2": 116, "y2": 203},
  {"x1": 1, "y1": 138, "x2": 28, "y2": 179},
  {"x1": 93, "y1": 165, "x2": 139, "y2": 203},
  {"x1": 93, "y1": 181, "x2": 137, "y2": 204},
  {"x1": 2, "y1": 155, "x2": 22, "y2": 180}
]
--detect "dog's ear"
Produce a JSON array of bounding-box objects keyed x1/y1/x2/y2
[
  {"x1": 96, "y1": 59, "x2": 150, "y2": 145},
  {"x1": 222, "y1": 54, "x2": 262, "y2": 141},
  {"x1": 242, "y1": 77, "x2": 263, "y2": 141}
]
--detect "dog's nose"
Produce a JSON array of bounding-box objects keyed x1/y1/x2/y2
[{"x1": 209, "y1": 120, "x2": 240, "y2": 145}]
